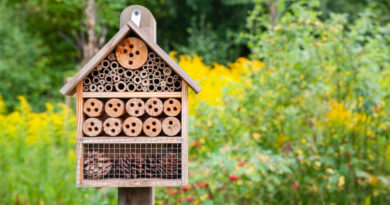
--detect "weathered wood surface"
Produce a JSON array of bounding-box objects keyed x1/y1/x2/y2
[
  {"x1": 120, "y1": 5, "x2": 156, "y2": 43},
  {"x1": 181, "y1": 81, "x2": 189, "y2": 185},
  {"x1": 118, "y1": 187, "x2": 154, "y2": 205},
  {"x1": 81, "y1": 136, "x2": 183, "y2": 144},
  {"x1": 76, "y1": 82, "x2": 84, "y2": 186},
  {"x1": 83, "y1": 92, "x2": 182, "y2": 98}
]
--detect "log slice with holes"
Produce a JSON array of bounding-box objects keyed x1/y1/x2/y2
[
  {"x1": 105, "y1": 99, "x2": 125, "y2": 117},
  {"x1": 126, "y1": 98, "x2": 145, "y2": 117},
  {"x1": 145, "y1": 98, "x2": 163, "y2": 117},
  {"x1": 162, "y1": 117, "x2": 181, "y2": 136},
  {"x1": 103, "y1": 118, "x2": 122, "y2": 136},
  {"x1": 163, "y1": 98, "x2": 182, "y2": 116},
  {"x1": 143, "y1": 117, "x2": 161, "y2": 137},
  {"x1": 83, "y1": 98, "x2": 104, "y2": 117},
  {"x1": 115, "y1": 37, "x2": 148, "y2": 70},
  {"x1": 82, "y1": 118, "x2": 103, "y2": 136},
  {"x1": 123, "y1": 117, "x2": 143, "y2": 137}
]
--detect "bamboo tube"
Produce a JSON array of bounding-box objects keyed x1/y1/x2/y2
[
  {"x1": 105, "y1": 99, "x2": 125, "y2": 117},
  {"x1": 163, "y1": 98, "x2": 181, "y2": 116},
  {"x1": 160, "y1": 62, "x2": 166, "y2": 69},
  {"x1": 140, "y1": 70, "x2": 148, "y2": 78},
  {"x1": 98, "y1": 73, "x2": 105, "y2": 79},
  {"x1": 117, "y1": 67, "x2": 125, "y2": 76},
  {"x1": 136, "y1": 84, "x2": 143, "y2": 91},
  {"x1": 105, "y1": 75, "x2": 113, "y2": 84},
  {"x1": 166, "y1": 76, "x2": 174, "y2": 85},
  {"x1": 160, "y1": 75, "x2": 166, "y2": 81},
  {"x1": 143, "y1": 117, "x2": 162, "y2": 137},
  {"x1": 142, "y1": 64, "x2": 148, "y2": 70},
  {"x1": 101, "y1": 60, "x2": 110, "y2": 68},
  {"x1": 123, "y1": 117, "x2": 143, "y2": 137},
  {"x1": 155, "y1": 85, "x2": 163, "y2": 92},
  {"x1": 134, "y1": 70, "x2": 140, "y2": 76},
  {"x1": 148, "y1": 84, "x2": 155, "y2": 92},
  {"x1": 92, "y1": 77, "x2": 100, "y2": 84},
  {"x1": 173, "y1": 75, "x2": 179, "y2": 80},
  {"x1": 91, "y1": 70, "x2": 99, "y2": 77},
  {"x1": 103, "y1": 68, "x2": 110, "y2": 75},
  {"x1": 99, "y1": 79, "x2": 105, "y2": 85},
  {"x1": 145, "y1": 98, "x2": 163, "y2": 117},
  {"x1": 127, "y1": 83, "x2": 136, "y2": 92},
  {"x1": 104, "y1": 84, "x2": 113, "y2": 92},
  {"x1": 153, "y1": 78, "x2": 160, "y2": 85},
  {"x1": 169, "y1": 87, "x2": 175, "y2": 92},
  {"x1": 142, "y1": 79, "x2": 149, "y2": 87},
  {"x1": 113, "y1": 75, "x2": 121, "y2": 82},
  {"x1": 124, "y1": 70, "x2": 133, "y2": 78},
  {"x1": 89, "y1": 84, "x2": 97, "y2": 92},
  {"x1": 147, "y1": 59, "x2": 153, "y2": 65},
  {"x1": 103, "y1": 118, "x2": 122, "y2": 136},
  {"x1": 110, "y1": 70, "x2": 117, "y2": 76},
  {"x1": 83, "y1": 78, "x2": 92, "y2": 85},
  {"x1": 83, "y1": 98, "x2": 104, "y2": 117},
  {"x1": 83, "y1": 86, "x2": 89, "y2": 92},
  {"x1": 115, "y1": 81, "x2": 127, "y2": 92},
  {"x1": 97, "y1": 85, "x2": 105, "y2": 92},
  {"x1": 142, "y1": 86, "x2": 148, "y2": 92},
  {"x1": 124, "y1": 78, "x2": 131, "y2": 83},
  {"x1": 148, "y1": 74, "x2": 154, "y2": 80},
  {"x1": 110, "y1": 61, "x2": 119, "y2": 70},
  {"x1": 126, "y1": 98, "x2": 145, "y2": 117},
  {"x1": 160, "y1": 81, "x2": 167, "y2": 86},
  {"x1": 82, "y1": 118, "x2": 103, "y2": 137},
  {"x1": 147, "y1": 67, "x2": 154, "y2": 74},
  {"x1": 107, "y1": 53, "x2": 116, "y2": 61},
  {"x1": 162, "y1": 117, "x2": 181, "y2": 136},
  {"x1": 163, "y1": 67, "x2": 172, "y2": 76},
  {"x1": 153, "y1": 64, "x2": 159, "y2": 70},
  {"x1": 154, "y1": 71, "x2": 161, "y2": 78},
  {"x1": 133, "y1": 76, "x2": 142, "y2": 85},
  {"x1": 96, "y1": 65, "x2": 103, "y2": 71},
  {"x1": 163, "y1": 86, "x2": 169, "y2": 92},
  {"x1": 173, "y1": 80, "x2": 182, "y2": 89},
  {"x1": 154, "y1": 57, "x2": 161, "y2": 63},
  {"x1": 148, "y1": 52, "x2": 156, "y2": 59}
]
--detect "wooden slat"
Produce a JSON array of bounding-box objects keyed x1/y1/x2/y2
[
  {"x1": 79, "y1": 179, "x2": 182, "y2": 187},
  {"x1": 127, "y1": 21, "x2": 201, "y2": 94},
  {"x1": 120, "y1": 5, "x2": 156, "y2": 43},
  {"x1": 81, "y1": 137, "x2": 182, "y2": 144},
  {"x1": 60, "y1": 26, "x2": 130, "y2": 96},
  {"x1": 181, "y1": 80, "x2": 189, "y2": 185},
  {"x1": 76, "y1": 82, "x2": 84, "y2": 186},
  {"x1": 83, "y1": 92, "x2": 181, "y2": 98}
]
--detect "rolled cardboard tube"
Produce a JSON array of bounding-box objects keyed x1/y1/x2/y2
[
  {"x1": 143, "y1": 117, "x2": 162, "y2": 137},
  {"x1": 97, "y1": 85, "x2": 105, "y2": 92},
  {"x1": 163, "y1": 67, "x2": 172, "y2": 76},
  {"x1": 91, "y1": 70, "x2": 99, "y2": 77},
  {"x1": 115, "y1": 81, "x2": 127, "y2": 92},
  {"x1": 83, "y1": 98, "x2": 104, "y2": 117},
  {"x1": 105, "y1": 99, "x2": 125, "y2": 117},
  {"x1": 110, "y1": 61, "x2": 119, "y2": 70},
  {"x1": 162, "y1": 117, "x2": 181, "y2": 136},
  {"x1": 163, "y1": 98, "x2": 181, "y2": 116},
  {"x1": 123, "y1": 117, "x2": 143, "y2": 137},
  {"x1": 82, "y1": 118, "x2": 103, "y2": 137},
  {"x1": 89, "y1": 84, "x2": 97, "y2": 92},
  {"x1": 127, "y1": 83, "x2": 136, "y2": 92},
  {"x1": 126, "y1": 98, "x2": 145, "y2": 117},
  {"x1": 83, "y1": 78, "x2": 92, "y2": 85},
  {"x1": 140, "y1": 70, "x2": 148, "y2": 79},
  {"x1": 107, "y1": 53, "x2": 116, "y2": 61},
  {"x1": 104, "y1": 84, "x2": 113, "y2": 92},
  {"x1": 101, "y1": 60, "x2": 110, "y2": 68},
  {"x1": 145, "y1": 98, "x2": 163, "y2": 117},
  {"x1": 103, "y1": 118, "x2": 122, "y2": 136}
]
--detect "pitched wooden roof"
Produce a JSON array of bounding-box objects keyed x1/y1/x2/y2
[{"x1": 60, "y1": 21, "x2": 201, "y2": 96}]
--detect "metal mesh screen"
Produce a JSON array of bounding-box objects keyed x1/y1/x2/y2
[{"x1": 82, "y1": 143, "x2": 182, "y2": 180}]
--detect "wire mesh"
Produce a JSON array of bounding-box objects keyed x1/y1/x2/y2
[{"x1": 82, "y1": 143, "x2": 182, "y2": 181}]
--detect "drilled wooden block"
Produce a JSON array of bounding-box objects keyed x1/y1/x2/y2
[
  {"x1": 143, "y1": 117, "x2": 161, "y2": 137},
  {"x1": 103, "y1": 118, "x2": 122, "y2": 136},
  {"x1": 123, "y1": 117, "x2": 143, "y2": 137},
  {"x1": 162, "y1": 117, "x2": 181, "y2": 136},
  {"x1": 116, "y1": 37, "x2": 148, "y2": 70},
  {"x1": 105, "y1": 99, "x2": 125, "y2": 117},
  {"x1": 83, "y1": 98, "x2": 104, "y2": 117},
  {"x1": 145, "y1": 98, "x2": 163, "y2": 117},
  {"x1": 126, "y1": 98, "x2": 145, "y2": 117},
  {"x1": 163, "y1": 98, "x2": 181, "y2": 116},
  {"x1": 82, "y1": 118, "x2": 103, "y2": 137}
]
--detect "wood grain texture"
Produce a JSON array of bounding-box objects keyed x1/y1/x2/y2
[
  {"x1": 80, "y1": 179, "x2": 181, "y2": 187},
  {"x1": 181, "y1": 80, "x2": 189, "y2": 185},
  {"x1": 120, "y1": 5, "x2": 156, "y2": 43},
  {"x1": 81, "y1": 137, "x2": 183, "y2": 144},
  {"x1": 118, "y1": 187, "x2": 154, "y2": 205},
  {"x1": 60, "y1": 26, "x2": 130, "y2": 96},
  {"x1": 127, "y1": 21, "x2": 201, "y2": 94},
  {"x1": 116, "y1": 37, "x2": 148, "y2": 69},
  {"x1": 76, "y1": 82, "x2": 84, "y2": 186},
  {"x1": 83, "y1": 92, "x2": 182, "y2": 98}
]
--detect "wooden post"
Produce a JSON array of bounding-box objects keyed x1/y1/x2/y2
[
  {"x1": 118, "y1": 5, "x2": 157, "y2": 204},
  {"x1": 118, "y1": 187, "x2": 154, "y2": 205}
]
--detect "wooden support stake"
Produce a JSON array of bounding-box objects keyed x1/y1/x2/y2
[{"x1": 118, "y1": 187, "x2": 154, "y2": 205}]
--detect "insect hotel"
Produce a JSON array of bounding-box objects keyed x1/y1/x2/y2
[{"x1": 60, "y1": 6, "x2": 201, "y2": 187}]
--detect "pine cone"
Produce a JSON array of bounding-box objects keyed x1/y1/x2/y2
[
  {"x1": 84, "y1": 150, "x2": 113, "y2": 179},
  {"x1": 145, "y1": 154, "x2": 161, "y2": 178},
  {"x1": 120, "y1": 153, "x2": 145, "y2": 179},
  {"x1": 160, "y1": 153, "x2": 181, "y2": 179}
]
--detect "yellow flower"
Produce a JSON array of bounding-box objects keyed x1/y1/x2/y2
[
  {"x1": 338, "y1": 176, "x2": 345, "y2": 189},
  {"x1": 327, "y1": 168, "x2": 334, "y2": 174}
]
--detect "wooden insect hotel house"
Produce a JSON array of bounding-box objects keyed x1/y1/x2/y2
[{"x1": 60, "y1": 5, "x2": 201, "y2": 187}]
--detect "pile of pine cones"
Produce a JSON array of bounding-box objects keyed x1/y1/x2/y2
[{"x1": 84, "y1": 150, "x2": 181, "y2": 179}]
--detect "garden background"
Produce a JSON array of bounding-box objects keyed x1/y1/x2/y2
[{"x1": 1, "y1": 0, "x2": 390, "y2": 204}]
